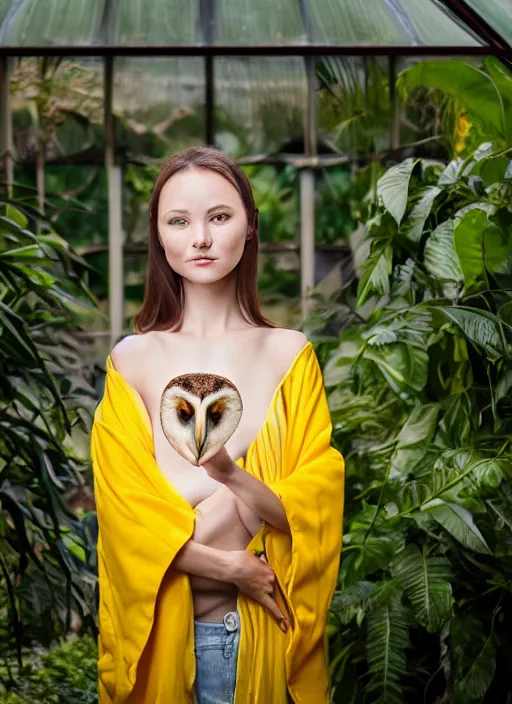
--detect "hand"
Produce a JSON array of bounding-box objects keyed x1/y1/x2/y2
[
  {"x1": 227, "y1": 550, "x2": 289, "y2": 634},
  {"x1": 198, "y1": 445, "x2": 236, "y2": 483}
]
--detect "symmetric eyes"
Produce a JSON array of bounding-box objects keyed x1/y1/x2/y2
[{"x1": 176, "y1": 399, "x2": 224, "y2": 425}]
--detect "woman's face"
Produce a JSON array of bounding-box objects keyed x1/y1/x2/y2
[{"x1": 157, "y1": 166, "x2": 249, "y2": 283}]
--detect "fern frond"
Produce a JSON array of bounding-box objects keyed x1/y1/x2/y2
[
  {"x1": 390, "y1": 544, "x2": 452, "y2": 633},
  {"x1": 366, "y1": 592, "x2": 410, "y2": 703}
]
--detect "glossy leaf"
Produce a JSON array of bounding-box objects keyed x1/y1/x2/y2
[
  {"x1": 453, "y1": 209, "x2": 488, "y2": 292},
  {"x1": 424, "y1": 220, "x2": 464, "y2": 282},
  {"x1": 421, "y1": 499, "x2": 492, "y2": 554},
  {"x1": 377, "y1": 158, "x2": 416, "y2": 225}
]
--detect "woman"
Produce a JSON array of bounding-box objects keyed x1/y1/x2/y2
[{"x1": 91, "y1": 146, "x2": 345, "y2": 704}]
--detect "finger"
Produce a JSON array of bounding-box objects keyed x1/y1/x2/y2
[
  {"x1": 259, "y1": 553, "x2": 268, "y2": 563},
  {"x1": 260, "y1": 594, "x2": 288, "y2": 632}
]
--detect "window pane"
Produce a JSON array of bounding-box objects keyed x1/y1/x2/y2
[
  {"x1": 309, "y1": 0, "x2": 482, "y2": 46},
  {"x1": 0, "y1": 0, "x2": 104, "y2": 46},
  {"x1": 464, "y1": 0, "x2": 512, "y2": 45},
  {"x1": 215, "y1": 0, "x2": 305, "y2": 45},
  {"x1": 115, "y1": 0, "x2": 197, "y2": 46},
  {"x1": 215, "y1": 57, "x2": 306, "y2": 156},
  {"x1": 114, "y1": 57, "x2": 205, "y2": 160}
]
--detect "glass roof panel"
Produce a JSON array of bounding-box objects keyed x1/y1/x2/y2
[
  {"x1": 214, "y1": 57, "x2": 306, "y2": 155},
  {"x1": 0, "y1": 0, "x2": 498, "y2": 49},
  {"x1": 0, "y1": 0, "x2": 13, "y2": 26},
  {"x1": 464, "y1": 0, "x2": 512, "y2": 45},
  {"x1": 309, "y1": 0, "x2": 483, "y2": 46},
  {"x1": 115, "y1": 0, "x2": 197, "y2": 46},
  {"x1": 215, "y1": 0, "x2": 305, "y2": 45},
  {"x1": 0, "y1": 0, "x2": 105, "y2": 46}
]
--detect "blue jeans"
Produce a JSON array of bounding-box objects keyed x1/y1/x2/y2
[{"x1": 194, "y1": 611, "x2": 240, "y2": 704}]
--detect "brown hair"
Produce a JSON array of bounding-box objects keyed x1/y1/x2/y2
[{"x1": 134, "y1": 146, "x2": 277, "y2": 333}]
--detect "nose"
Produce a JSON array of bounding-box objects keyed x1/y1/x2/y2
[{"x1": 191, "y1": 221, "x2": 213, "y2": 249}]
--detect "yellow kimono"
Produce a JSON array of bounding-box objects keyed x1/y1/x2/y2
[{"x1": 91, "y1": 340, "x2": 345, "y2": 703}]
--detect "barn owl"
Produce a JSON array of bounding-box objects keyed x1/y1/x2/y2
[{"x1": 160, "y1": 373, "x2": 243, "y2": 466}]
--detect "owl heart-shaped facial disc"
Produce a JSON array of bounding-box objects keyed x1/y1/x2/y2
[{"x1": 160, "y1": 373, "x2": 243, "y2": 466}]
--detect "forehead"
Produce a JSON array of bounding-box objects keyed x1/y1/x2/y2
[{"x1": 158, "y1": 167, "x2": 243, "y2": 212}]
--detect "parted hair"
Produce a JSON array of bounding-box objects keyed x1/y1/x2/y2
[{"x1": 134, "y1": 145, "x2": 276, "y2": 333}]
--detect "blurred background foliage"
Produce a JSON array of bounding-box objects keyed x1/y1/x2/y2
[{"x1": 1, "y1": 53, "x2": 511, "y2": 702}]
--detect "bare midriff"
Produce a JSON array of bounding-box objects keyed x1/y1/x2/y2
[{"x1": 189, "y1": 484, "x2": 262, "y2": 622}]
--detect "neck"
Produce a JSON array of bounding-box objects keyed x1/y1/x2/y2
[{"x1": 179, "y1": 271, "x2": 252, "y2": 338}]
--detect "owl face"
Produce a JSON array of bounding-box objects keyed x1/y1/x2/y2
[{"x1": 160, "y1": 373, "x2": 243, "y2": 466}]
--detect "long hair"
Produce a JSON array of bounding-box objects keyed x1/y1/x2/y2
[{"x1": 134, "y1": 146, "x2": 277, "y2": 333}]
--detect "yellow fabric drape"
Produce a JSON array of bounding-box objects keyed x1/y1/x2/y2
[{"x1": 91, "y1": 340, "x2": 345, "y2": 703}]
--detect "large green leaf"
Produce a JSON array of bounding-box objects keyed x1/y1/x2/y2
[
  {"x1": 377, "y1": 158, "x2": 416, "y2": 226},
  {"x1": 439, "y1": 306, "x2": 507, "y2": 362},
  {"x1": 390, "y1": 544, "x2": 452, "y2": 632},
  {"x1": 405, "y1": 186, "x2": 441, "y2": 243},
  {"x1": 453, "y1": 209, "x2": 488, "y2": 292},
  {"x1": 398, "y1": 59, "x2": 511, "y2": 144},
  {"x1": 424, "y1": 220, "x2": 464, "y2": 283},
  {"x1": 421, "y1": 499, "x2": 492, "y2": 554},
  {"x1": 365, "y1": 342, "x2": 429, "y2": 395},
  {"x1": 483, "y1": 222, "x2": 512, "y2": 275},
  {"x1": 391, "y1": 404, "x2": 439, "y2": 476},
  {"x1": 356, "y1": 242, "x2": 393, "y2": 308},
  {"x1": 455, "y1": 637, "x2": 496, "y2": 703}
]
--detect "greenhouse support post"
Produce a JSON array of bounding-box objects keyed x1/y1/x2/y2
[
  {"x1": 300, "y1": 54, "x2": 317, "y2": 320},
  {"x1": 104, "y1": 56, "x2": 124, "y2": 349},
  {"x1": 389, "y1": 56, "x2": 400, "y2": 150},
  {"x1": 0, "y1": 55, "x2": 13, "y2": 191}
]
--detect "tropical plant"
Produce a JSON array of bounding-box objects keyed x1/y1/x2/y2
[
  {"x1": 398, "y1": 56, "x2": 512, "y2": 158},
  {"x1": 306, "y1": 142, "x2": 512, "y2": 703},
  {"x1": 0, "y1": 634, "x2": 98, "y2": 703},
  {"x1": 0, "y1": 198, "x2": 99, "y2": 688}
]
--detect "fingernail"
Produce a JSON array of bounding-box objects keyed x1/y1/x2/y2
[{"x1": 280, "y1": 618, "x2": 289, "y2": 633}]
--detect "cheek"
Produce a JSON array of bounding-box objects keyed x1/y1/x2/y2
[
  {"x1": 160, "y1": 232, "x2": 184, "y2": 258},
  {"x1": 218, "y1": 223, "x2": 247, "y2": 254}
]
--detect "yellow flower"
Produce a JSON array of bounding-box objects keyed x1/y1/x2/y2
[{"x1": 455, "y1": 113, "x2": 470, "y2": 154}]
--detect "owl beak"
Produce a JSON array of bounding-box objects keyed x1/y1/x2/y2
[{"x1": 195, "y1": 419, "x2": 207, "y2": 457}]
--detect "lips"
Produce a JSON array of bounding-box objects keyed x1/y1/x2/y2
[{"x1": 190, "y1": 256, "x2": 216, "y2": 261}]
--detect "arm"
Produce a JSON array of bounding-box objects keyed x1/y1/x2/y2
[
  {"x1": 173, "y1": 539, "x2": 233, "y2": 582},
  {"x1": 199, "y1": 448, "x2": 290, "y2": 534}
]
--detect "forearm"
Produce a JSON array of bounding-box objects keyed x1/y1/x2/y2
[
  {"x1": 225, "y1": 466, "x2": 290, "y2": 534},
  {"x1": 173, "y1": 539, "x2": 233, "y2": 582}
]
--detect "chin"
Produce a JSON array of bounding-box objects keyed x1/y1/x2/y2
[{"x1": 185, "y1": 267, "x2": 236, "y2": 284}]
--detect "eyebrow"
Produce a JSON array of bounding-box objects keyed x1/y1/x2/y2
[{"x1": 164, "y1": 204, "x2": 233, "y2": 217}]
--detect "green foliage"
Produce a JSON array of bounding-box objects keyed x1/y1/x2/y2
[
  {"x1": 0, "y1": 199, "x2": 99, "y2": 685},
  {"x1": 0, "y1": 635, "x2": 98, "y2": 703},
  {"x1": 314, "y1": 143, "x2": 512, "y2": 702},
  {"x1": 398, "y1": 57, "x2": 512, "y2": 156}
]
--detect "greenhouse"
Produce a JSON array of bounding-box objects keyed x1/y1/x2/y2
[{"x1": 0, "y1": 0, "x2": 511, "y2": 702}]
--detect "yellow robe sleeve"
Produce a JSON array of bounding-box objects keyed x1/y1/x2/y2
[
  {"x1": 90, "y1": 345, "x2": 345, "y2": 704},
  {"x1": 91, "y1": 362, "x2": 196, "y2": 703},
  {"x1": 266, "y1": 344, "x2": 345, "y2": 701}
]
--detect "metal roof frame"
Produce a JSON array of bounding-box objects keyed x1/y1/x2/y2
[{"x1": 0, "y1": 0, "x2": 509, "y2": 63}]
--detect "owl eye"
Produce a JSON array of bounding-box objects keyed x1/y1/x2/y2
[
  {"x1": 177, "y1": 403, "x2": 194, "y2": 423},
  {"x1": 208, "y1": 404, "x2": 223, "y2": 425}
]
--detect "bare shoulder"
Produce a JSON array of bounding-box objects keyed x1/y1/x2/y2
[
  {"x1": 110, "y1": 333, "x2": 155, "y2": 383},
  {"x1": 266, "y1": 327, "x2": 310, "y2": 365}
]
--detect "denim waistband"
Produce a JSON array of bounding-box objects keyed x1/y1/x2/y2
[{"x1": 194, "y1": 610, "x2": 240, "y2": 633}]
